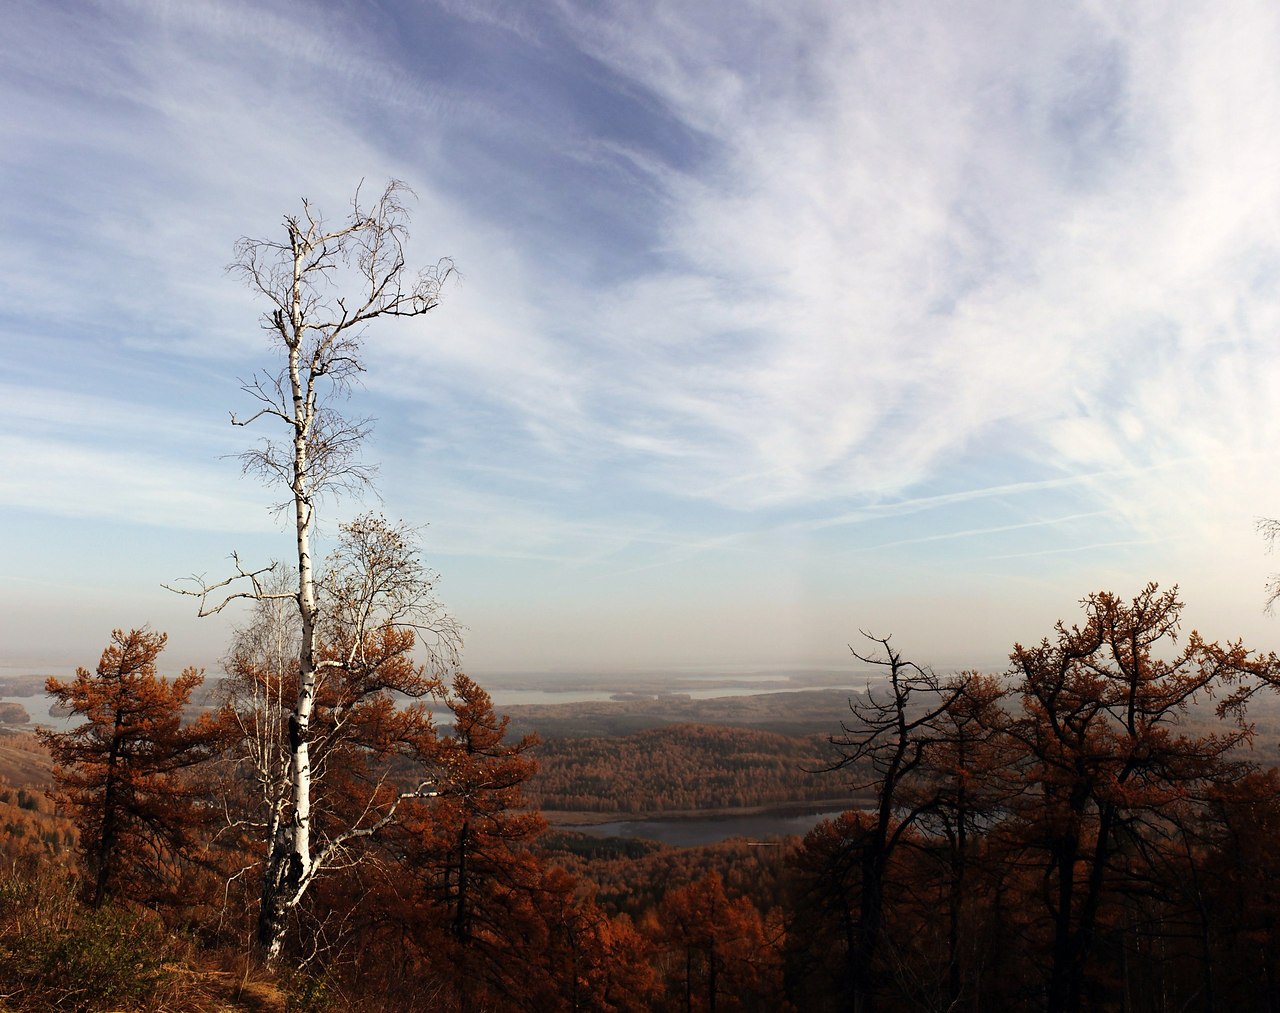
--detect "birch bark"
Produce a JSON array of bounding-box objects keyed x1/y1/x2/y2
[{"x1": 168, "y1": 181, "x2": 456, "y2": 961}]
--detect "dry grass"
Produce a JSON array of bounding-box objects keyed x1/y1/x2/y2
[
  {"x1": 144, "y1": 965, "x2": 287, "y2": 1012},
  {"x1": 0, "y1": 735, "x2": 53, "y2": 790}
]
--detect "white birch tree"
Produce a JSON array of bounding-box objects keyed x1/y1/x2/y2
[{"x1": 169, "y1": 180, "x2": 458, "y2": 960}]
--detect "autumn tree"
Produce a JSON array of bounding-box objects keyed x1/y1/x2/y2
[
  {"x1": 1005, "y1": 584, "x2": 1274, "y2": 1013},
  {"x1": 527, "y1": 873, "x2": 662, "y2": 1013},
  {"x1": 209, "y1": 517, "x2": 454, "y2": 958},
  {"x1": 1197, "y1": 769, "x2": 1280, "y2": 1007},
  {"x1": 650, "y1": 871, "x2": 781, "y2": 1013},
  {"x1": 332, "y1": 673, "x2": 660, "y2": 1011},
  {"x1": 168, "y1": 181, "x2": 459, "y2": 960},
  {"x1": 430, "y1": 674, "x2": 543, "y2": 944},
  {"x1": 346, "y1": 853, "x2": 658, "y2": 1011},
  {"x1": 385, "y1": 673, "x2": 547, "y2": 1009},
  {"x1": 215, "y1": 571, "x2": 298, "y2": 899},
  {"x1": 40, "y1": 628, "x2": 222, "y2": 908}
]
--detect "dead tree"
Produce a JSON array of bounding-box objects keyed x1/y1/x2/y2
[{"x1": 820, "y1": 634, "x2": 964, "y2": 1013}]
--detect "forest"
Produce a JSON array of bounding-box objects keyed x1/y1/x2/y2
[
  {"x1": 4, "y1": 583, "x2": 1280, "y2": 1011},
  {"x1": 525, "y1": 723, "x2": 841, "y2": 813},
  {"x1": 6, "y1": 185, "x2": 1280, "y2": 1012}
]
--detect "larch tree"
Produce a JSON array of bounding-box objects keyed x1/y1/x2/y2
[
  {"x1": 390, "y1": 673, "x2": 545, "y2": 1008},
  {"x1": 429, "y1": 673, "x2": 544, "y2": 947},
  {"x1": 908, "y1": 671, "x2": 1014, "y2": 1010},
  {"x1": 40, "y1": 628, "x2": 223, "y2": 908},
  {"x1": 1006, "y1": 584, "x2": 1275, "y2": 1013},
  {"x1": 168, "y1": 181, "x2": 460, "y2": 960},
  {"x1": 651, "y1": 871, "x2": 778, "y2": 1013}
]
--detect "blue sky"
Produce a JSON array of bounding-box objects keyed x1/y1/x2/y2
[{"x1": 5, "y1": 0, "x2": 1280, "y2": 679}]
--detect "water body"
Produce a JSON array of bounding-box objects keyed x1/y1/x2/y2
[
  {"x1": 563, "y1": 809, "x2": 844, "y2": 847},
  {"x1": 487, "y1": 684, "x2": 838, "y2": 706},
  {"x1": 0, "y1": 693, "x2": 77, "y2": 733},
  {"x1": 485, "y1": 689, "x2": 621, "y2": 706},
  {"x1": 0, "y1": 671, "x2": 68, "y2": 733},
  {"x1": 2, "y1": 679, "x2": 839, "y2": 732}
]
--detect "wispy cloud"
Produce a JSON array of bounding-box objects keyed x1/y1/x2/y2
[
  {"x1": 6, "y1": 1, "x2": 1280, "y2": 670},
  {"x1": 0, "y1": 434, "x2": 269, "y2": 532},
  {"x1": 9, "y1": 2, "x2": 1280, "y2": 529}
]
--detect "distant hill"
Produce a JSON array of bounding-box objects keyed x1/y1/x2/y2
[
  {"x1": 0, "y1": 674, "x2": 50, "y2": 697},
  {"x1": 527, "y1": 721, "x2": 850, "y2": 813},
  {"x1": 0, "y1": 702, "x2": 30, "y2": 725},
  {"x1": 504, "y1": 687, "x2": 861, "y2": 739}
]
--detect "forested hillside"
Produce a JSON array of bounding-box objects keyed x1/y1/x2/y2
[
  {"x1": 7, "y1": 175, "x2": 1280, "y2": 1013},
  {"x1": 0, "y1": 733, "x2": 73, "y2": 860},
  {"x1": 503, "y1": 687, "x2": 859, "y2": 738},
  {"x1": 527, "y1": 723, "x2": 843, "y2": 811},
  {"x1": 8, "y1": 586, "x2": 1280, "y2": 1010}
]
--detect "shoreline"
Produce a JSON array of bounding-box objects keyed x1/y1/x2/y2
[{"x1": 542, "y1": 796, "x2": 861, "y2": 828}]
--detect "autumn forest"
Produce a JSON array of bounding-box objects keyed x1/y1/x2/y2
[
  {"x1": 7, "y1": 583, "x2": 1280, "y2": 1012},
  {"x1": 6, "y1": 184, "x2": 1280, "y2": 1013}
]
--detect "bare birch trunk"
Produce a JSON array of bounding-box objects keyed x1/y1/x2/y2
[
  {"x1": 255, "y1": 237, "x2": 320, "y2": 958},
  {"x1": 170, "y1": 181, "x2": 457, "y2": 962}
]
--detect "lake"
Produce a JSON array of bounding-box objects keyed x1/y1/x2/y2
[
  {"x1": 562, "y1": 809, "x2": 844, "y2": 847},
  {"x1": 0, "y1": 695, "x2": 77, "y2": 733},
  {"x1": 1, "y1": 670, "x2": 850, "y2": 724}
]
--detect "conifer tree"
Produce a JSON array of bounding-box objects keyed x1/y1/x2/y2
[
  {"x1": 1007, "y1": 584, "x2": 1273, "y2": 1013},
  {"x1": 40, "y1": 628, "x2": 222, "y2": 907}
]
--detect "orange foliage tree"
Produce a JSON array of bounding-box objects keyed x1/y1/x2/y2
[
  {"x1": 430, "y1": 674, "x2": 544, "y2": 940},
  {"x1": 198, "y1": 516, "x2": 459, "y2": 960},
  {"x1": 1005, "y1": 584, "x2": 1275, "y2": 1013},
  {"x1": 388, "y1": 673, "x2": 546, "y2": 1006},
  {"x1": 216, "y1": 608, "x2": 443, "y2": 957},
  {"x1": 649, "y1": 870, "x2": 784, "y2": 1012},
  {"x1": 166, "y1": 182, "x2": 458, "y2": 962},
  {"x1": 908, "y1": 671, "x2": 1017, "y2": 1007},
  {"x1": 40, "y1": 628, "x2": 223, "y2": 907},
  {"x1": 335, "y1": 673, "x2": 663, "y2": 1010}
]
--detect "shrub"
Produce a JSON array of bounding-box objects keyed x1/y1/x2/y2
[{"x1": 0, "y1": 863, "x2": 180, "y2": 1011}]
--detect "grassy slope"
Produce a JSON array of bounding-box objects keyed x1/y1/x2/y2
[{"x1": 0, "y1": 731, "x2": 54, "y2": 789}]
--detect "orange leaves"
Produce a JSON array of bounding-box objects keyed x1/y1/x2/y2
[
  {"x1": 651, "y1": 871, "x2": 783, "y2": 1012},
  {"x1": 1003, "y1": 584, "x2": 1277, "y2": 1012},
  {"x1": 529, "y1": 724, "x2": 834, "y2": 814},
  {"x1": 1012, "y1": 585, "x2": 1257, "y2": 820},
  {"x1": 416, "y1": 671, "x2": 545, "y2": 851},
  {"x1": 39, "y1": 628, "x2": 223, "y2": 907}
]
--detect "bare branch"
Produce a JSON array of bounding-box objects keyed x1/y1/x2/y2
[
  {"x1": 162, "y1": 555, "x2": 287, "y2": 617},
  {"x1": 1258, "y1": 517, "x2": 1280, "y2": 612},
  {"x1": 179, "y1": 180, "x2": 456, "y2": 962}
]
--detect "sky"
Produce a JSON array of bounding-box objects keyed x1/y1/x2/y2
[{"x1": 5, "y1": 0, "x2": 1280, "y2": 681}]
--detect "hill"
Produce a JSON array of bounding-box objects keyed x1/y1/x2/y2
[
  {"x1": 503, "y1": 686, "x2": 859, "y2": 738},
  {"x1": 527, "y1": 721, "x2": 845, "y2": 813}
]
